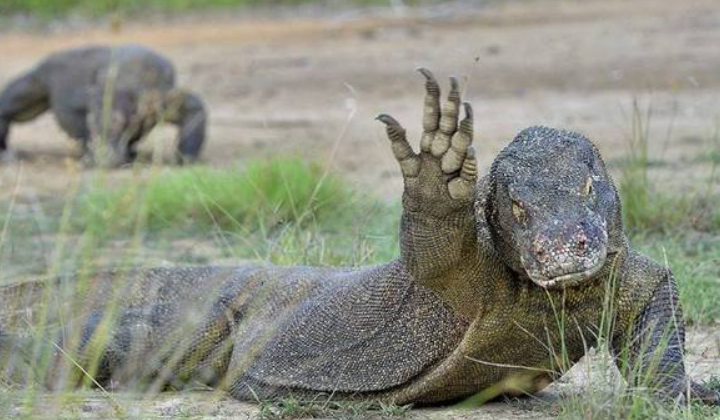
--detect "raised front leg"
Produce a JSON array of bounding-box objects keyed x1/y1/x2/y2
[
  {"x1": 377, "y1": 69, "x2": 479, "y2": 284},
  {"x1": 612, "y1": 262, "x2": 720, "y2": 406},
  {"x1": 163, "y1": 89, "x2": 206, "y2": 164}
]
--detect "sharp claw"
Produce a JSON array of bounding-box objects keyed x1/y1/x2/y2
[
  {"x1": 376, "y1": 114, "x2": 400, "y2": 126},
  {"x1": 460, "y1": 146, "x2": 477, "y2": 182},
  {"x1": 417, "y1": 67, "x2": 436, "y2": 81},
  {"x1": 463, "y1": 102, "x2": 473, "y2": 119}
]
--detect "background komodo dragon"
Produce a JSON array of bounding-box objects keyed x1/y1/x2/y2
[
  {"x1": 0, "y1": 45, "x2": 206, "y2": 167},
  {"x1": 0, "y1": 69, "x2": 718, "y2": 407}
]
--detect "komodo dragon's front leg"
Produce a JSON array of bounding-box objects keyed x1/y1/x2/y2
[
  {"x1": 612, "y1": 252, "x2": 720, "y2": 406},
  {"x1": 378, "y1": 70, "x2": 477, "y2": 277},
  {"x1": 162, "y1": 89, "x2": 207, "y2": 164},
  {"x1": 377, "y1": 69, "x2": 494, "y2": 319}
]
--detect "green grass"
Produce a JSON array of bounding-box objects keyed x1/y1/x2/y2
[
  {"x1": 635, "y1": 233, "x2": 720, "y2": 326},
  {"x1": 618, "y1": 102, "x2": 720, "y2": 235},
  {"x1": 0, "y1": 0, "x2": 397, "y2": 16},
  {"x1": 71, "y1": 157, "x2": 399, "y2": 268},
  {"x1": 615, "y1": 101, "x2": 720, "y2": 326},
  {"x1": 79, "y1": 158, "x2": 350, "y2": 235},
  {"x1": 619, "y1": 186, "x2": 720, "y2": 235}
]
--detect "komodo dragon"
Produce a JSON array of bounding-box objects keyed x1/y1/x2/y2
[
  {"x1": 0, "y1": 45, "x2": 206, "y2": 167},
  {"x1": 0, "y1": 69, "x2": 718, "y2": 407}
]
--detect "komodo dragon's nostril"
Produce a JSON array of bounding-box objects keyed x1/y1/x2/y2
[
  {"x1": 575, "y1": 231, "x2": 588, "y2": 254},
  {"x1": 577, "y1": 238, "x2": 587, "y2": 252}
]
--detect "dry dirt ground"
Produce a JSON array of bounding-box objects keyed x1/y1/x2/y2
[{"x1": 0, "y1": 0, "x2": 719, "y2": 418}]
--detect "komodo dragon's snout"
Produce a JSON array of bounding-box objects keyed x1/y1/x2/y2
[{"x1": 488, "y1": 126, "x2": 621, "y2": 289}]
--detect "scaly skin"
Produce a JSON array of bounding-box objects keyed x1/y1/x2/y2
[
  {"x1": 0, "y1": 69, "x2": 718, "y2": 407},
  {"x1": 0, "y1": 45, "x2": 206, "y2": 167}
]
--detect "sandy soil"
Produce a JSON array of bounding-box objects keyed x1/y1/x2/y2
[{"x1": 0, "y1": 0, "x2": 719, "y2": 418}]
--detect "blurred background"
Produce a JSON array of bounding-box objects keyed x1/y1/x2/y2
[{"x1": 0, "y1": 0, "x2": 718, "y2": 199}]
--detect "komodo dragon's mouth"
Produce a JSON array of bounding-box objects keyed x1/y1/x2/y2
[
  {"x1": 521, "y1": 249, "x2": 609, "y2": 289},
  {"x1": 527, "y1": 263, "x2": 604, "y2": 289}
]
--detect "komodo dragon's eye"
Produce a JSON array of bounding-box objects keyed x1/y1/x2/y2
[
  {"x1": 582, "y1": 177, "x2": 593, "y2": 197},
  {"x1": 583, "y1": 176, "x2": 592, "y2": 197},
  {"x1": 512, "y1": 200, "x2": 527, "y2": 224}
]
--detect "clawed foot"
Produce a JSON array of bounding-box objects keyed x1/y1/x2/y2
[
  {"x1": 377, "y1": 68, "x2": 477, "y2": 217},
  {"x1": 689, "y1": 380, "x2": 720, "y2": 407}
]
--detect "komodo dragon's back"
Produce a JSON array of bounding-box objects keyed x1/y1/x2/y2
[
  {"x1": 38, "y1": 45, "x2": 175, "y2": 92},
  {"x1": 0, "y1": 263, "x2": 466, "y2": 398}
]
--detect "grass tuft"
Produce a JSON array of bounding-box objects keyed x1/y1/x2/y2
[
  {"x1": 78, "y1": 158, "x2": 350, "y2": 236},
  {"x1": 614, "y1": 101, "x2": 720, "y2": 326},
  {"x1": 69, "y1": 157, "x2": 400, "y2": 268},
  {"x1": 618, "y1": 101, "x2": 720, "y2": 235},
  {"x1": 557, "y1": 387, "x2": 720, "y2": 420},
  {"x1": 635, "y1": 234, "x2": 720, "y2": 325}
]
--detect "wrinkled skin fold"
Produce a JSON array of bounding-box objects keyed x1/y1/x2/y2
[{"x1": 0, "y1": 69, "x2": 718, "y2": 407}]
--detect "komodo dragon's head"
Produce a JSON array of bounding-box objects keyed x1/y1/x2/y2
[
  {"x1": 87, "y1": 88, "x2": 157, "y2": 167},
  {"x1": 486, "y1": 126, "x2": 625, "y2": 289}
]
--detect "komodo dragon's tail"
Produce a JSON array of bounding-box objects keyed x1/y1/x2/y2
[{"x1": 0, "y1": 322, "x2": 36, "y2": 385}]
